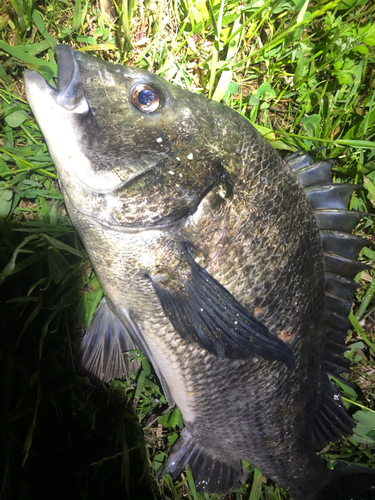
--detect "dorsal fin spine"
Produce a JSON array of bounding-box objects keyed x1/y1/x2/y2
[{"x1": 285, "y1": 150, "x2": 367, "y2": 449}]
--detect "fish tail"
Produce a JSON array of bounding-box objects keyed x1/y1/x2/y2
[
  {"x1": 315, "y1": 464, "x2": 375, "y2": 500},
  {"x1": 159, "y1": 427, "x2": 246, "y2": 494}
]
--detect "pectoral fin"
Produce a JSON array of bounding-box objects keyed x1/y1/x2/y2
[
  {"x1": 77, "y1": 297, "x2": 141, "y2": 383},
  {"x1": 150, "y1": 245, "x2": 295, "y2": 368}
]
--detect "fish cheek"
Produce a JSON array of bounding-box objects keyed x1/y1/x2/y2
[
  {"x1": 110, "y1": 157, "x2": 224, "y2": 227},
  {"x1": 76, "y1": 111, "x2": 171, "y2": 181}
]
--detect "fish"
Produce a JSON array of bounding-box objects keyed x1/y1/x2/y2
[{"x1": 24, "y1": 45, "x2": 375, "y2": 500}]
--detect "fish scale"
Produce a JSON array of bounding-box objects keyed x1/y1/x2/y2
[{"x1": 24, "y1": 45, "x2": 375, "y2": 500}]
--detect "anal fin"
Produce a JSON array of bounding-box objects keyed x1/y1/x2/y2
[
  {"x1": 77, "y1": 297, "x2": 141, "y2": 383},
  {"x1": 161, "y1": 428, "x2": 246, "y2": 494}
]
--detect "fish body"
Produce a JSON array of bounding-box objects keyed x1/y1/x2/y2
[{"x1": 24, "y1": 46, "x2": 372, "y2": 500}]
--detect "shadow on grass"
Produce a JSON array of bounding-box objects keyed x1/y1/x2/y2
[{"x1": 0, "y1": 218, "x2": 158, "y2": 500}]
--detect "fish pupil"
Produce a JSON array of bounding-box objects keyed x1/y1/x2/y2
[{"x1": 138, "y1": 90, "x2": 154, "y2": 105}]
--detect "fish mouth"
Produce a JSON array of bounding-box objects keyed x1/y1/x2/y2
[
  {"x1": 54, "y1": 45, "x2": 89, "y2": 114},
  {"x1": 25, "y1": 45, "x2": 88, "y2": 115},
  {"x1": 54, "y1": 45, "x2": 81, "y2": 110}
]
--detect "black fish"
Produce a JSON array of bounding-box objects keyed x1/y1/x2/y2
[{"x1": 24, "y1": 45, "x2": 374, "y2": 500}]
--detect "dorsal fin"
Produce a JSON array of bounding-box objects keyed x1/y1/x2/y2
[
  {"x1": 325, "y1": 273, "x2": 360, "y2": 301},
  {"x1": 324, "y1": 252, "x2": 367, "y2": 279},
  {"x1": 321, "y1": 231, "x2": 367, "y2": 260},
  {"x1": 305, "y1": 184, "x2": 359, "y2": 210},
  {"x1": 295, "y1": 160, "x2": 333, "y2": 187},
  {"x1": 314, "y1": 209, "x2": 366, "y2": 231},
  {"x1": 285, "y1": 150, "x2": 367, "y2": 450}
]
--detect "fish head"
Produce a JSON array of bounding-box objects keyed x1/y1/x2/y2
[{"x1": 25, "y1": 45, "x2": 239, "y2": 230}]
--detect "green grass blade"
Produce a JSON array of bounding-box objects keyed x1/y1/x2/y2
[{"x1": 32, "y1": 10, "x2": 57, "y2": 49}]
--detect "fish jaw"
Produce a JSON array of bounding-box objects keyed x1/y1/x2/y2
[
  {"x1": 24, "y1": 47, "x2": 141, "y2": 215},
  {"x1": 24, "y1": 67, "x2": 102, "y2": 201}
]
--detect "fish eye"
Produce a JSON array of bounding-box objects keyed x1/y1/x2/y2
[{"x1": 131, "y1": 83, "x2": 161, "y2": 113}]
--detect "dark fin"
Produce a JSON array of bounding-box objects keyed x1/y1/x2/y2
[
  {"x1": 285, "y1": 148, "x2": 325, "y2": 171},
  {"x1": 305, "y1": 184, "x2": 358, "y2": 210},
  {"x1": 324, "y1": 252, "x2": 367, "y2": 279},
  {"x1": 311, "y1": 379, "x2": 355, "y2": 450},
  {"x1": 317, "y1": 464, "x2": 375, "y2": 500},
  {"x1": 150, "y1": 245, "x2": 294, "y2": 367},
  {"x1": 325, "y1": 292, "x2": 352, "y2": 317},
  {"x1": 287, "y1": 153, "x2": 314, "y2": 171},
  {"x1": 314, "y1": 209, "x2": 365, "y2": 231},
  {"x1": 161, "y1": 428, "x2": 246, "y2": 494},
  {"x1": 321, "y1": 231, "x2": 367, "y2": 261},
  {"x1": 325, "y1": 310, "x2": 351, "y2": 332},
  {"x1": 320, "y1": 230, "x2": 367, "y2": 260},
  {"x1": 295, "y1": 161, "x2": 334, "y2": 187},
  {"x1": 287, "y1": 151, "x2": 367, "y2": 450},
  {"x1": 77, "y1": 297, "x2": 141, "y2": 383},
  {"x1": 325, "y1": 273, "x2": 360, "y2": 301}
]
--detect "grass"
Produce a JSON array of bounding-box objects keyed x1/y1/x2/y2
[{"x1": 0, "y1": 0, "x2": 374, "y2": 499}]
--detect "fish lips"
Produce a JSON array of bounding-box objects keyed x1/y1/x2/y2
[
  {"x1": 55, "y1": 44, "x2": 88, "y2": 112},
  {"x1": 25, "y1": 45, "x2": 89, "y2": 115}
]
